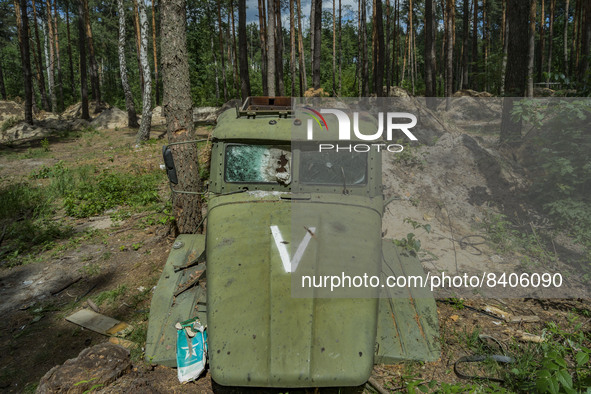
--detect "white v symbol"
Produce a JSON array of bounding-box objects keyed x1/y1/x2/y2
[{"x1": 270, "y1": 225, "x2": 316, "y2": 273}]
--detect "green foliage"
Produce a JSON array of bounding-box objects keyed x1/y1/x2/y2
[
  {"x1": 512, "y1": 100, "x2": 591, "y2": 263},
  {"x1": 40, "y1": 138, "x2": 50, "y2": 152},
  {"x1": 394, "y1": 218, "x2": 432, "y2": 257},
  {"x1": 93, "y1": 285, "x2": 127, "y2": 306},
  {"x1": 505, "y1": 320, "x2": 591, "y2": 393}
]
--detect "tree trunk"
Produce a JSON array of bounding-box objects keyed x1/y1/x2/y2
[
  {"x1": 136, "y1": 0, "x2": 152, "y2": 144},
  {"x1": 216, "y1": 0, "x2": 228, "y2": 101},
  {"x1": 546, "y1": 0, "x2": 555, "y2": 86},
  {"x1": 461, "y1": 0, "x2": 469, "y2": 89},
  {"x1": 18, "y1": 0, "x2": 34, "y2": 124},
  {"x1": 152, "y1": 0, "x2": 160, "y2": 105},
  {"x1": 258, "y1": 0, "x2": 268, "y2": 95},
  {"x1": 312, "y1": 0, "x2": 322, "y2": 89},
  {"x1": 53, "y1": 0, "x2": 64, "y2": 112},
  {"x1": 573, "y1": 0, "x2": 581, "y2": 73},
  {"x1": 332, "y1": 0, "x2": 336, "y2": 95},
  {"x1": 0, "y1": 55, "x2": 6, "y2": 100},
  {"x1": 425, "y1": 0, "x2": 436, "y2": 98},
  {"x1": 538, "y1": 0, "x2": 545, "y2": 82},
  {"x1": 117, "y1": 0, "x2": 139, "y2": 128},
  {"x1": 338, "y1": 0, "x2": 342, "y2": 95},
  {"x1": 274, "y1": 0, "x2": 284, "y2": 95},
  {"x1": 238, "y1": 0, "x2": 251, "y2": 100},
  {"x1": 563, "y1": 0, "x2": 569, "y2": 75},
  {"x1": 393, "y1": 0, "x2": 398, "y2": 86},
  {"x1": 527, "y1": 0, "x2": 535, "y2": 97},
  {"x1": 65, "y1": 0, "x2": 75, "y2": 95},
  {"x1": 445, "y1": 0, "x2": 454, "y2": 100},
  {"x1": 211, "y1": 36, "x2": 220, "y2": 99},
  {"x1": 83, "y1": 0, "x2": 100, "y2": 108},
  {"x1": 361, "y1": 0, "x2": 368, "y2": 95},
  {"x1": 230, "y1": 0, "x2": 240, "y2": 99},
  {"x1": 296, "y1": 0, "x2": 307, "y2": 93},
  {"x1": 500, "y1": 0, "x2": 529, "y2": 144},
  {"x1": 266, "y1": 0, "x2": 276, "y2": 95},
  {"x1": 372, "y1": 0, "x2": 385, "y2": 96},
  {"x1": 500, "y1": 8, "x2": 509, "y2": 95},
  {"x1": 32, "y1": 0, "x2": 50, "y2": 111},
  {"x1": 132, "y1": 0, "x2": 144, "y2": 95},
  {"x1": 581, "y1": 0, "x2": 591, "y2": 81},
  {"x1": 482, "y1": 0, "x2": 488, "y2": 91},
  {"x1": 46, "y1": 0, "x2": 57, "y2": 112},
  {"x1": 472, "y1": 0, "x2": 478, "y2": 90},
  {"x1": 291, "y1": 0, "x2": 297, "y2": 96},
  {"x1": 161, "y1": 0, "x2": 203, "y2": 234},
  {"x1": 77, "y1": 1, "x2": 89, "y2": 120}
]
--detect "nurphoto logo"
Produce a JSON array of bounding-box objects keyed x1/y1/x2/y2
[{"x1": 304, "y1": 108, "x2": 419, "y2": 152}]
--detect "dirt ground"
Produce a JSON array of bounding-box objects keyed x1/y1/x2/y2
[{"x1": 0, "y1": 102, "x2": 588, "y2": 393}]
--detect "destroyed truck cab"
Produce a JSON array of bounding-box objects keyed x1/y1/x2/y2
[{"x1": 146, "y1": 97, "x2": 439, "y2": 388}]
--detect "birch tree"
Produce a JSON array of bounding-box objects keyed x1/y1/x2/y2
[
  {"x1": 117, "y1": 0, "x2": 138, "y2": 128},
  {"x1": 136, "y1": 0, "x2": 152, "y2": 144}
]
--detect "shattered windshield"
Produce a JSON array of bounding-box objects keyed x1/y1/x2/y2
[
  {"x1": 225, "y1": 144, "x2": 292, "y2": 185},
  {"x1": 299, "y1": 149, "x2": 367, "y2": 185}
]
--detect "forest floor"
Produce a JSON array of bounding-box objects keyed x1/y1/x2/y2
[{"x1": 0, "y1": 101, "x2": 588, "y2": 393}]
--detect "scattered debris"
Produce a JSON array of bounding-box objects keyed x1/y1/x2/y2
[
  {"x1": 515, "y1": 330, "x2": 545, "y2": 343},
  {"x1": 66, "y1": 309, "x2": 133, "y2": 337},
  {"x1": 484, "y1": 305, "x2": 512, "y2": 321},
  {"x1": 87, "y1": 299, "x2": 100, "y2": 313}
]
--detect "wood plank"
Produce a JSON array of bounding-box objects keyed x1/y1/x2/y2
[{"x1": 66, "y1": 309, "x2": 132, "y2": 337}]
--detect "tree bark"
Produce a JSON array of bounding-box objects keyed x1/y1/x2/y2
[
  {"x1": 500, "y1": 0, "x2": 530, "y2": 144},
  {"x1": 361, "y1": 0, "x2": 368, "y2": 95},
  {"x1": 136, "y1": 0, "x2": 152, "y2": 144},
  {"x1": 274, "y1": 0, "x2": 284, "y2": 95},
  {"x1": 461, "y1": 0, "x2": 469, "y2": 89},
  {"x1": 393, "y1": 0, "x2": 398, "y2": 86},
  {"x1": 266, "y1": 0, "x2": 276, "y2": 95},
  {"x1": 152, "y1": 0, "x2": 160, "y2": 105},
  {"x1": 32, "y1": 0, "x2": 50, "y2": 111},
  {"x1": 472, "y1": 0, "x2": 478, "y2": 90},
  {"x1": 83, "y1": 0, "x2": 101, "y2": 108},
  {"x1": 445, "y1": 0, "x2": 454, "y2": 100},
  {"x1": 230, "y1": 0, "x2": 240, "y2": 99},
  {"x1": 296, "y1": 0, "x2": 307, "y2": 93},
  {"x1": 312, "y1": 0, "x2": 322, "y2": 89},
  {"x1": 211, "y1": 36, "x2": 220, "y2": 99},
  {"x1": 117, "y1": 0, "x2": 139, "y2": 128},
  {"x1": 425, "y1": 0, "x2": 437, "y2": 98},
  {"x1": 238, "y1": 0, "x2": 251, "y2": 100},
  {"x1": 372, "y1": 0, "x2": 385, "y2": 96},
  {"x1": 291, "y1": 0, "x2": 297, "y2": 96},
  {"x1": 258, "y1": 0, "x2": 268, "y2": 95},
  {"x1": 338, "y1": 0, "x2": 342, "y2": 95},
  {"x1": 18, "y1": 0, "x2": 34, "y2": 124},
  {"x1": 527, "y1": 0, "x2": 535, "y2": 97},
  {"x1": 77, "y1": 1, "x2": 89, "y2": 120},
  {"x1": 580, "y1": 0, "x2": 591, "y2": 81},
  {"x1": 161, "y1": 0, "x2": 203, "y2": 234},
  {"x1": 500, "y1": 7, "x2": 509, "y2": 95},
  {"x1": 53, "y1": 0, "x2": 64, "y2": 112},
  {"x1": 46, "y1": 0, "x2": 57, "y2": 112},
  {"x1": 132, "y1": 0, "x2": 144, "y2": 95},
  {"x1": 65, "y1": 0, "x2": 75, "y2": 95},
  {"x1": 0, "y1": 55, "x2": 6, "y2": 100},
  {"x1": 332, "y1": 0, "x2": 336, "y2": 95},
  {"x1": 563, "y1": 0, "x2": 569, "y2": 75},
  {"x1": 538, "y1": 0, "x2": 545, "y2": 82},
  {"x1": 216, "y1": 0, "x2": 228, "y2": 101},
  {"x1": 546, "y1": 0, "x2": 555, "y2": 86}
]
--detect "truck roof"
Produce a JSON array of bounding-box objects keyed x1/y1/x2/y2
[{"x1": 213, "y1": 97, "x2": 380, "y2": 142}]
